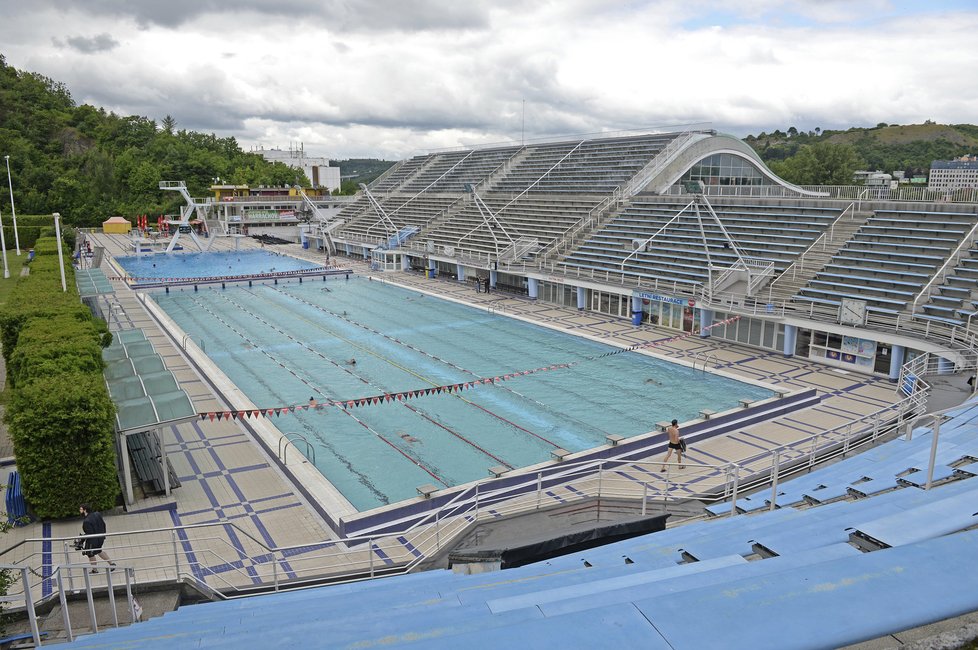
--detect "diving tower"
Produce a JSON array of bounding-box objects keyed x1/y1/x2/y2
[{"x1": 158, "y1": 181, "x2": 217, "y2": 252}]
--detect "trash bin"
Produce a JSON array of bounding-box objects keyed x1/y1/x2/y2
[
  {"x1": 27, "y1": 249, "x2": 35, "y2": 262},
  {"x1": 632, "y1": 310, "x2": 643, "y2": 326}
]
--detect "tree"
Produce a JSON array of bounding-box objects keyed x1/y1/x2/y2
[
  {"x1": 769, "y1": 142, "x2": 865, "y2": 185},
  {"x1": 161, "y1": 114, "x2": 176, "y2": 134}
]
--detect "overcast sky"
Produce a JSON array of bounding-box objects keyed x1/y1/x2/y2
[{"x1": 1, "y1": 0, "x2": 976, "y2": 161}]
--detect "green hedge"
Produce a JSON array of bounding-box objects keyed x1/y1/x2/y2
[
  {"x1": 0, "y1": 216, "x2": 51, "y2": 252},
  {"x1": 1, "y1": 235, "x2": 118, "y2": 518},
  {"x1": 5, "y1": 373, "x2": 118, "y2": 518}
]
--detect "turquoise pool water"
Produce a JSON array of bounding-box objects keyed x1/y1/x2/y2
[
  {"x1": 116, "y1": 250, "x2": 322, "y2": 280},
  {"x1": 152, "y1": 277, "x2": 773, "y2": 510}
]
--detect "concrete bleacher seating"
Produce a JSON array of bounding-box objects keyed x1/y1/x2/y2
[
  {"x1": 919, "y1": 247, "x2": 978, "y2": 325},
  {"x1": 63, "y1": 397, "x2": 978, "y2": 648},
  {"x1": 557, "y1": 196, "x2": 840, "y2": 285},
  {"x1": 400, "y1": 146, "x2": 523, "y2": 193},
  {"x1": 424, "y1": 195, "x2": 604, "y2": 259},
  {"x1": 796, "y1": 207, "x2": 978, "y2": 313}
]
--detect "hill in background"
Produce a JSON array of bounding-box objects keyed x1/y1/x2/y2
[
  {"x1": 334, "y1": 158, "x2": 397, "y2": 193},
  {"x1": 746, "y1": 122, "x2": 978, "y2": 175}
]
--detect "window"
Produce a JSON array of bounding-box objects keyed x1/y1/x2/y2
[{"x1": 680, "y1": 153, "x2": 766, "y2": 187}]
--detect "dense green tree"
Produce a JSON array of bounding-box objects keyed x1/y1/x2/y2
[
  {"x1": 769, "y1": 142, "x2": 866, "y2": 185},
  {"x1": 0, "y1": 54, "x2": 322, "y2": 229}
]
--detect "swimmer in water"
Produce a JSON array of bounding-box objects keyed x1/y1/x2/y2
[
  {"x1": 399, "y1": 432, "x2": 420, "y2": 444},
  {"x1": 345, "y1": 358, "x2": 357, "y2": 366},
  {"x1": 645, "y1": 378, "x2": 661, "y2": 386}
]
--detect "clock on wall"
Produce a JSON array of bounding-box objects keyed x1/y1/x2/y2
[{"x1": 839, "y1": 298, "x2": 868, "y2": 326}]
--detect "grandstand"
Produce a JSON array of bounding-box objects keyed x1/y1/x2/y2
[{"x1": 6, "y1": 126, "x2": 978, "y2": 646}]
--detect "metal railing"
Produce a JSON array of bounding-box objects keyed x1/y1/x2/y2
[
  {"x1": 910, "y1": 217, "x2": 978, "y2": 313},
  {"x1": 661, "y1": 184, "x2": 978, "y2": 204}
]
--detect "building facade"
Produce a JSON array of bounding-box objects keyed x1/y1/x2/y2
[
  {"x1": 928, "y1": 157, "x2": 978, "y2": 191},
  {"x1": 256, "y1": 144, "x2": 342, "y2": 192}
]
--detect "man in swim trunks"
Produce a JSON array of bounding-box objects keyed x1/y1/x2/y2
[{"x1": 661, "y1": 419, "x2": 684, "y2": 470}]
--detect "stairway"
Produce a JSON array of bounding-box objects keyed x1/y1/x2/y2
[{"x1": 764, "y1": 209, "x2": 873, "y2": 301}]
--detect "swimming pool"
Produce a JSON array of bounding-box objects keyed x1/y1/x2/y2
[
  {"x1": 152, "y1": 277, "x2": 773, "y2": 510},
  {"x1": 115, "y1": 250, "x2": 323, "y2": 280}
]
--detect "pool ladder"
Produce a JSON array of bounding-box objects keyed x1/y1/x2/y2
[
  {"x1": 693, "y1": 351, "x2": 718, "y2": 374},
  {"x1": 279, "y1": 432, "x2": 316, "y2": 465},
  {"x1": 181, "y1": 334, "x2": 206, "y2": 352}
]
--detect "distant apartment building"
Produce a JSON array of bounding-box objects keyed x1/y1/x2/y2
[
  {"x1": 256, "y1": 143, "x2": 341, "y2": 192},
  {"x1": 928, "y1": 155, "x2": 978, "y2": 191}
]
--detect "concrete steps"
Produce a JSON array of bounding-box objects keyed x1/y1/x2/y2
[{"x1": 765, "y1": 210, "x2": 874, "y2": 301}]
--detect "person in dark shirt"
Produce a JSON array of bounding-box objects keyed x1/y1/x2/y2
[{"x1": 79, "y1": 504, "x2": 116, "y2": 574}]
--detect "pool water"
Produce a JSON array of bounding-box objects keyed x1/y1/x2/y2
[
  {"x1": 116, "y1": 250, "x2": 323, "y2": 280},
  {"x1": 152, "y1": 277, "x2": 773, "y2": 510}
]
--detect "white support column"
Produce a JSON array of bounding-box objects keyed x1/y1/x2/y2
[{"x1": 53, "y1": 213, "x2": 66, "y2": 291}]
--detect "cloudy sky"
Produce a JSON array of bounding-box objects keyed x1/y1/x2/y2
[{"x1": 1, "y1": 0, "x2": 976, "y2": 161}]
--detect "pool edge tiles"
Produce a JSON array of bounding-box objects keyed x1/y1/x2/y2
[{"x1": 140, "y1": 293, "x2": 360, "y2": 528}]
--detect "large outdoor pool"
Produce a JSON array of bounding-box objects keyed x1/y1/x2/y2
[
  {"x1": 115, "y1": 249, "x2": 323, "y2": 280},
  {"x1": 151, "y1": 276, "x2": 774, "y2": 510}
]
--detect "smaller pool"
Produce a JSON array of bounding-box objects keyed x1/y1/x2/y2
[{"x1": 115, "y1": 250, "x2": 323, "y2": 281}]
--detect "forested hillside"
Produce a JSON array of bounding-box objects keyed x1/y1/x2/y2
[
  {"x1": 0, "y1": 55, "x2": 303, "y2": 227},
  {"x1": 745, "y1": 122, "x2": 978, "y2": 185}
]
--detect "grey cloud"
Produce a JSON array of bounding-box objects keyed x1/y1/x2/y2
[
  {"x1": 29, "y1": 0, "x2": 496, "y2": 32},
  {"x1": 55, "y1": 33, "x2": 120, "y2": 54}
]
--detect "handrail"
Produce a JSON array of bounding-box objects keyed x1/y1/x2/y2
[
  {"x1": 278, "y1": 432, "x2": 316, "y2": 465},
  {"x1": 621, "y1": 129, "x2": 697, "y2": 197},
  {"x1": 766, "y1": 200, "x2": 857, "y2": 295},
  {"x1": 910, "y1": 216, "x2": 978, "y2": 312}
]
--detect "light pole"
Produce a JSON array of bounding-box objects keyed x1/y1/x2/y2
[
  {"x1": 0, "y1": 201, "x2": 8, "y2": 279},
  {"x1": 53, "y1": 212, "x2": 66, "y2": 292},
  {"x1": 4, "y1": 155, "x2": 19, "y2": 255}
]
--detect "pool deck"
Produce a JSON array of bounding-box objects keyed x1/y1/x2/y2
[{"x1": 1, "y1": 233, "x2": 906, "y2": 592}]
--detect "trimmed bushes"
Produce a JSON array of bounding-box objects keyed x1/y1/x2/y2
[{"x1": 1, "y1": 235, "x2": 118, "y2": 518}]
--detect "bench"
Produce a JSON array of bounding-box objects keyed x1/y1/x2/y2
[{"x1": 127, "y1": 431, "x2": 181, "y2": 496}]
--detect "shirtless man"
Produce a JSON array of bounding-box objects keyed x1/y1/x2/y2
[{"x1": 661, "y1": 419, "x2": 684, "y2": 470}]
